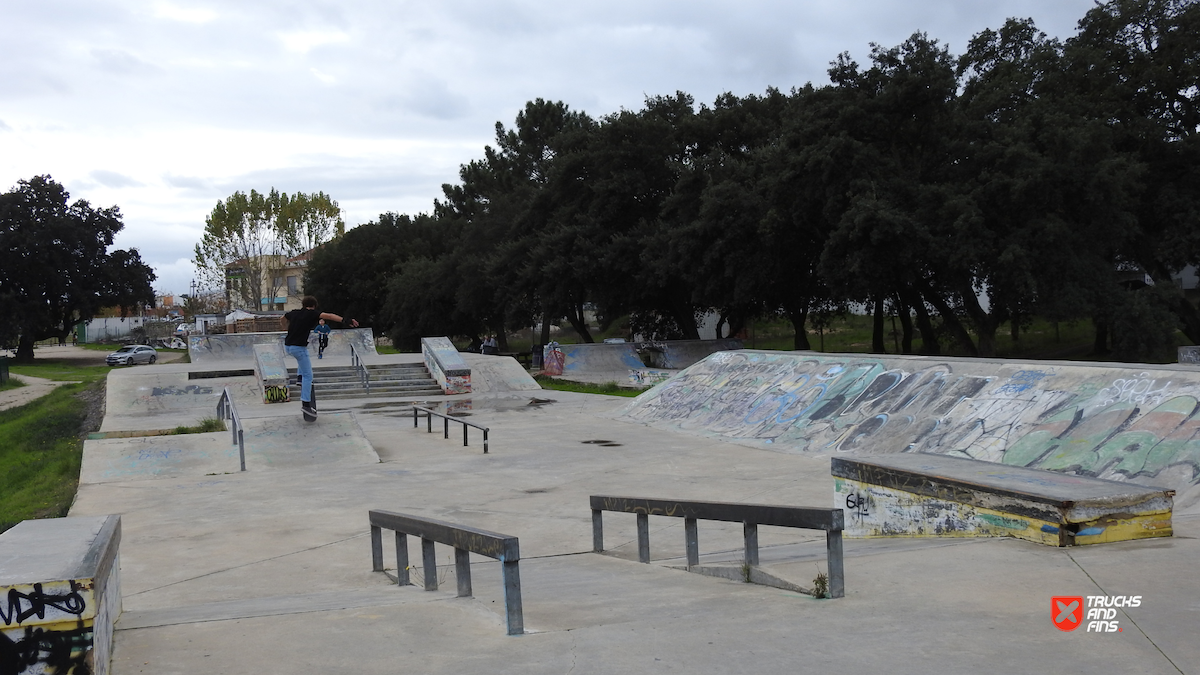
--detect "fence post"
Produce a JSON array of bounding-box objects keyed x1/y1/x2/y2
[
  {"x1": 422, "y1": 538, "x2": 438, "y2": 591},
  {"x1": 502, "y1": 560, "x2": 524, "y2": 636},
  {"x1": 463, "y1": 423, "x2": 468, "y2": 447},
  {"x1": 743, "y1": 522, "x2": 759, "y2": 566},
  {"x1": 444, "y1": 416, "x2": 449, "y2": 439},
  {"x1": 483, "y1": 429, "x2": 489, "y2": 454},
  {"x1": 827, "y1": 529, "x2": 845, "y2": 599},
  {"x1": 592, "y1": 509, "x2": 604, "y2": 552},
  {"x1": 371, "y1": 525, "x2": 384, "y2": 572},
  {"x1": 455, "y1": 549, "x2": 472, "y2": 598},
  {"x1": 395, "y1": 532, "x2": 409, "y2": 586},
  {"x1": 237, "y1": 429, "x2": 245, "y2": 472},
  {"x1": 637, "y1": 513, "x2": 650, "y2": 563},
  {"x1": 684, "y1": 517, "x2": 699, "y2": 568}
]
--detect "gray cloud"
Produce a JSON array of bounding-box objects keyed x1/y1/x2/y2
[
  {"x1": 90, "y1": 170, "x2": 144, "y2": 188},
  {"x1": 0, "y1": 0, "x2": 1101, "y2": 293}
]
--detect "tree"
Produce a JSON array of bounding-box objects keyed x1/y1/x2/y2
[
  {"x1": 193, "y1": 189, "x2": 344, "y2": 311},
  {"x1": 0, "y1": 175, "x2": 156, "y2": 361}
]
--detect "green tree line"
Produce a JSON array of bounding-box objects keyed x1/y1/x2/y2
[{"x1": 306, "y1": 0, "x2": 1200, "y2": 360}]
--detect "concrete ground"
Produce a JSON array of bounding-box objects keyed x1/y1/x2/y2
[{"x1": 57, "y1": 354, "x2": 1200, "y2": 674}]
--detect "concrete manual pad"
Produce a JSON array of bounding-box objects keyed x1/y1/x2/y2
[{"x1": 101, "y1": 367, "x2": 260, "y2": 433}]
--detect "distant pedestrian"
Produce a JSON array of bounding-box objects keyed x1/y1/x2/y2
[
  {"x1": 281, "y1": 296, "x2": 357, "y2": 420},
  {"x1": 71, "y1": 330, "x2": 78, "y2": 346},
  {"x1": 314, "y1": 319, "x2": 331, "y2": 359},
  {"x1": 482, "y1": 334, "x2": 498, "y2": 355}
]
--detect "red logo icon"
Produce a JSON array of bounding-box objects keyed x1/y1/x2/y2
[{"x1": 1052, "y1": 596, "x2": 1084, "y2": 631}]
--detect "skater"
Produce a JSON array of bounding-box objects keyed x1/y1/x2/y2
[
  {"x1": 281, "y1": 296, "x2": 358, "y2": 421},
  {"x1": 314, "y1": 319, "x2": 331, "y2": 359}
]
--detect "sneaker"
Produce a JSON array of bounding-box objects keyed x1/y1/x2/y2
[{"x1": 302, "y1": 400, "x2": 318, "y2": 418}]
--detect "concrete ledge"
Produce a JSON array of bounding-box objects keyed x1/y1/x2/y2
[
  {"x1": 421, "y1": 337, "x2": 471, "y2": 394},
  {"x1": 0, "y1": 515, "x2": 122, "y2": 675},
  {"x1": 253, "y1": 343, "x2": 290, "y2": 403},
  {"x1": 832, "y1": 454, "x2": 1174, "y2": 546}
]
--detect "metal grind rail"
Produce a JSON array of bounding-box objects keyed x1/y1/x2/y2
[
  {"x1": 412, "y1": 405, "x2": 490, "y2": 453},
  {"x1": 349, "y1": 341, "x2": 371, "y2": 394},
  {"x1": 590, "y1": 495, "x2": 845, "y2": 598},
  {"x1": 216, "y1": 386, "x2": 246, "y2": 472},
  {"x1": 369, "y1": 509, "x2": 524, "y2": 635}
]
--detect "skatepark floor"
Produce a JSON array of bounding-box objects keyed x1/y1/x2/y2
[{"x1": 59, "y1": 357, "x2": 1200, "y2": 674}]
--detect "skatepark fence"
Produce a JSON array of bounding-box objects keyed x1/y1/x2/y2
[
  {"x1": 412, "y1": 405, "x2": 490, "y2": 453},
  {"x1": 349, "y1": 342, "x2": 371, "y2": 394},
  {"x1": 216, "y1": 386, "x2": 246, "y2": 472},
  {"x1": 369, "y1": 509, "x2": 524, "y2": 635},
  {"x1": 590, "y1": 495, "x2": 845, "y2": 598}
]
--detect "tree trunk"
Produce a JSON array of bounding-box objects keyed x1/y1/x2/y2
[
  {"x1": 540, "y1": 309, "x2": 552, "y2": 345},
  {"x1": 905, "y1": 289, "x2": 940, "y2": 355},
  {"x1": 15, "y1": 333, "x2": 35, "y2": 362},
  {"x1": 871, "y1": 296, "x2": 886, "y2": 354},
  {"x1": 565, "y1": 308, "x2": 594, "y2": 343},
  {"x1": 672, "y1": 301, "x2": 701, "y2": 341},
  {"x1": 788, "y1": 306, "x2": 811, "y2": 350},
  {"x1": 896, "y1": 299, "x2": 914, "y2": 354},
  {"x1": 958, "y1": 291, "x2": 998, "y2": 357},
  {"x1": 919, "y1": 285, "x2": 977, "y2": 356}
]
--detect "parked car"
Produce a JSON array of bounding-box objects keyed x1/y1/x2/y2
[{"x1": 106, "y1": 345, "x2": 158, "y2": 366}]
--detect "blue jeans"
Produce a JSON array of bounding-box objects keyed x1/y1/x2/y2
[{"x1": 286, "y1": 345, "x2": 313, "y2": 403}]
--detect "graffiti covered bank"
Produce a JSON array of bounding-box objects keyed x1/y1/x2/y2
[{"x1": 619, "y1": 351, "x2": 1200, "y2": 496}]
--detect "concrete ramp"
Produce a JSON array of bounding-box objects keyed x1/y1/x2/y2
[
  {"x1": 188, "y1": 328, "x2": 377, "y2": 364},
  {"x1": 619, "y1": 350, "x2": 1200, "y2": 494},
  {"x1": 81, "y1": 413, "x2": 377, "y2": 483}
]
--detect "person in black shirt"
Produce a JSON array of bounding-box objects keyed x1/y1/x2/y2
[{"x1": 280, "y1": 296, "x2": 358, "y2": 418}]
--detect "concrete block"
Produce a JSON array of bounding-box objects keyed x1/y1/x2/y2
[
  {"x1": 832, "y1": 454, "x2": 1174, "y2": 546},
  {"x1": 0, "y1": 515, "x2": 121, "y2": 675},
  {"x1": 422, "y1": 337, "x2": 471, "y2": 394},
  {"x1": 253, "y1": 343, "x2": 290, "y2": 403}
]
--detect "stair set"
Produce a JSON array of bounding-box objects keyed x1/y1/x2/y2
[{"x1": 288, "y1": 362, "x2": 444, "y2": 400}]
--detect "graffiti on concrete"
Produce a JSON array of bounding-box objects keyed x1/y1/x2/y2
[
  {"x1": 1, "y1": 624, "x2": 93, "y2": 674},
  {"x1": 621, "y1": 352, "x2": 1200, "y2": 488},
  {"x1": 151, "y1": 384, "x2": 213, "y2": 397}
]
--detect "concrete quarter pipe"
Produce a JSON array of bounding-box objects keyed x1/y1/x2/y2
[{"x1": 619, "y1": 350, "x2": 1200, "y2": 498}]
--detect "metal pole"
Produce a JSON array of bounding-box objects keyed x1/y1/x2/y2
[
  {"x1": 413, "y1": 406, "x2": 418, "y2": 428},
  {"x1": 444, "y1": 416, "x2": 449, "y2": 439},
  {"x1": 743, "y1": 522, "x2": 759, "y2": 566},
  {"x1": 637, "y1": 513, "x2": 650, "y2": 563},
  {"x1": 427, "y1": 411, "x2": 432, "y2": 433},
  {"x1": 370, "y1": 525, "x2": 383, "y2": 572},
  {"x1": 422, "y1": 538, "x2": 438, "y2": 591},
  {"x1": 685, "y1": 517, "x2": 699, "y2": 568},
  {"x1": 395, "y1": 532, "x2": 409, "y2": 586},
  {"x1": 455, "y1": 548, "x2": 472, "y2": 598},
  {"x1": 827, "y1": 529, "x2": 845, "y2": 599},
  {"x1": 462, "y1": 423, "x2": 468, "y2": 447},
  {"x1": 237, "y1": 429, "x2": 245, "y2": 472},
  {"x1": 483, "y1": 429, "x2": 489, "y2": 454},
  {"x1": 502, "y1": 560, "x2": 524, "y2": 636},
  {"x1": 592, "y1": 509, "x2": 604, "y2": 552}
]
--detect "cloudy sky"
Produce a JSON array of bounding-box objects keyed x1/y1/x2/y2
[{"x1": 1, "y1": 0, "x2": 1099, "y2": 296}]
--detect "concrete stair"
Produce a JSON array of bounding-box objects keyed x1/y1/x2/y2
[{"x1": 287, "y1": 362, "x2": 444, "y2": 400}]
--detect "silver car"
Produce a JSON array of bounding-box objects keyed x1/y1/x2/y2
[{"x1": 106, "y1": 344, "x2": 158, "y2": 366}]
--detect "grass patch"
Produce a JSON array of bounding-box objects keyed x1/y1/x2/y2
[
  {"x1": 172, "y1": 417, "x2": 225, "y2": 435},
  {"x1": 534, "y1": 374, "x2": 643, "y2": 397},
  {"x1": 0, "y1": 378, "x2": 25, "y2": 393},
  {"x1": 0, "y1": 360, "x2": 112, "y2": 533}
]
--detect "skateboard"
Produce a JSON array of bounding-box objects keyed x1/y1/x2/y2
[{"x1": 298, "y1": 374, "x2": 318, "y2": 422}]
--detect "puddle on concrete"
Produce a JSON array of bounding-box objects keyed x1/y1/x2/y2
[{"x1": 581, "y1": 439, "x2": 623, "y2": 447}]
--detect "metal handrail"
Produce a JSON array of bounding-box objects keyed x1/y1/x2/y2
[
  {"x1": 590, "y1": 495, "x2": 845, "y2": 598},
  {"x1": 370, "y1": 509, "x2": 523, "y2": 635},
  {"x1": 412, "y1": 405, "x2": 490, "y2": 453},
  {"x1": 349, "y1": 341, "x2": 371, "y2": 395},
  {"x1": 216, "y1": 387, "x2": 246, "y2": 471}
]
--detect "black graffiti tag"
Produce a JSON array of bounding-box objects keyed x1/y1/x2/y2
[
  {"x1": 0, "y1": 623, "x2": 93, "y2": 674},
  {"x1": 0, "y1": 583, "x2": 87, "y2": 626}
]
